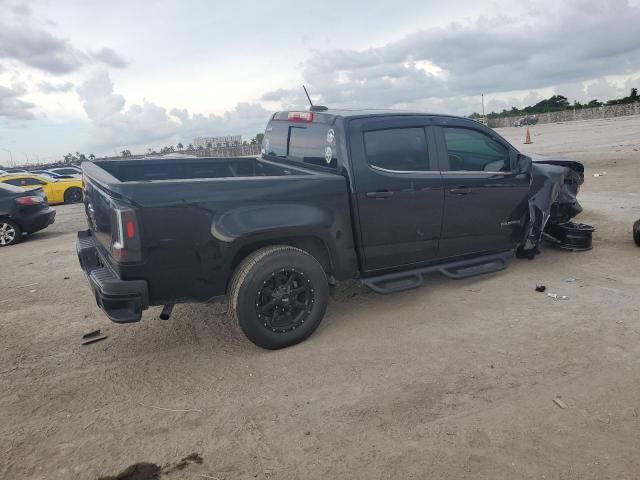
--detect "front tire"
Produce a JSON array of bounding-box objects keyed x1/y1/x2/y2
[
  {"x1": 633, "y1": 219, "x2": 640, "y2": 247},
  {"x1": 0, "y1": 219, "x2": 21, "y2": 246},
  {"x1": 64, "y1": 187, "x2": 83, "y2": 203},
  {"x1": 229, "y1": 245, "x2": 329, "y2": 349}
]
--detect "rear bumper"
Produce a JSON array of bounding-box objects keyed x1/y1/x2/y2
[
  {"x1": 22, "y1": 207, "x2": 56, "y2": 234},
  {"x1": 76, "y1": 229, "x2": 149, "y2": 323}
]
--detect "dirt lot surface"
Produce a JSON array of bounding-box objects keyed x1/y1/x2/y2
[{"x1": 2, "y1": 116, "x2": 640, "y2": 480}]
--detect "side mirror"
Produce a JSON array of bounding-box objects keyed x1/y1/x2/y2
[{"x1": 515, "y1": 154, "x2": 532, "y2": 174}]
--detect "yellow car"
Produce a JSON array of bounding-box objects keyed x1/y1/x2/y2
[{"x1": 0, "y1": 174, "x2": 83, "y2": 205}]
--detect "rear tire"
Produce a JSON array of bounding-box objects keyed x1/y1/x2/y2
[
  {"x1": 228, "y1": 245, "x2": 329, "y2": 349},
  {"x1": 64, "y1": 187, "x2": 83, "y2": 203},
  {"x1": 0, "y1": 219, "x2": 21, "y2": 246},
  {"x1": 633, "y1": 219, "x2": 640, "y2": 247}
]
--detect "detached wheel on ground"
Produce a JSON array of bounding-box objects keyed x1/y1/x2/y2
[
  {"x1": 633, "y1": 219, "x2": 640, "y2": 247},
  {"x1": 229, "y1": 245, "x2": 329, "y2": 349},
  {"x1": 64, "y1": 187, "x2": 83, "y2": 203},
  {"x1": 0, "y1": 219, "x2": 21, "y2": 246}
]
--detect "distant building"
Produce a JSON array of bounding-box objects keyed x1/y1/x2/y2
[{"x1": 194, "y1": 135, "x2": 242, "y2": 148}]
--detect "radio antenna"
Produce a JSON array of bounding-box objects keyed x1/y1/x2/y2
[{"x1": 302, "y1": 85, "x2": 314, "y2": 108}]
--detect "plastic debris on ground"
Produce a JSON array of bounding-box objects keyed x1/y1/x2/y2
[{"x1": 547, "y1": 293, "x2": 569, "y2": 300}]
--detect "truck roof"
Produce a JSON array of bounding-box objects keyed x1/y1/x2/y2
[{"x1": 274, "y1": 108, "x2": 471, "y2": 122}]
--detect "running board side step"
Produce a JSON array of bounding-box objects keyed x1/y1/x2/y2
[{"x1": 361, "y1": 252, "x2": 512, "y2": 294}]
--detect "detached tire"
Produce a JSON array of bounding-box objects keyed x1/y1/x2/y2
[
  {"x1": 0, "y1": 219, "x2": 21, "y2": 246},
  {"x1": 229, "y1": 245, "x2": 329, "y2": 349},
  {"x1": 64, "y1": 187, "x2": 83, "y2": 203},
  {"x1": 633, "y1": 219, "x2": 640, "y2": 247}
]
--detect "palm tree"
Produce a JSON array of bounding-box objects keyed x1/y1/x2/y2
[
  {"x1": 177, "y1": 142, "x2": 184, "y2": 151},
  {"x1": 187, "y1": 143, "x2": 194, "y2": 151},
  {"x1": 88, "y1": 153, "x2": 96, "y2": 161},
  {"x1": 206, "y1": 142, "x2": 213, "y2": 150}
]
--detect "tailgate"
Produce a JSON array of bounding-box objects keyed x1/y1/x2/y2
[{"x1": 82, "y1": 175, "x2": 141, "y2": 263}]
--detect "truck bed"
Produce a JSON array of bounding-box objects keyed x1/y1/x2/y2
[
  {"x1": 80, "y1": 156, "x2": 358, "y2": 308},
  {"x1": 94, "y1": 156, "x2": 310, "y2": 182}
]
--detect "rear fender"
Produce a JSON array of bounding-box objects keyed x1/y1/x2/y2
[{"x1": 211, "y1": 203, "x2": 337, "y2": 273}]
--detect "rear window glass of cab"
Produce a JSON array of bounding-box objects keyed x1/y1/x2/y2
[{"x1": 262, "y1": 117, "x2": 338, "y2": 169}]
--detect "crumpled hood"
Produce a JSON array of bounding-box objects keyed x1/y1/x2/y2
[{"x1": 521, "y1": 154, "x2": 585, "y2": 250}]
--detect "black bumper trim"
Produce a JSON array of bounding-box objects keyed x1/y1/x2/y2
[{"x1": 77, "y1": 229, "x2": 148, "y2": 323}]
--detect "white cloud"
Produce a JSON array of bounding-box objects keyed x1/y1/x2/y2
[
  {"x1": 0, "y1": 84, "x2": 36, "y2": 121},
  {"x1": 263, "y1": 0, "x2": 640, "y2": 114},
  {"x1": 77, "y1": 72, "x2": 271, "y2": 152},
  {"x1": 0, "y1": 2, "x2": 127, "y2": 75}
]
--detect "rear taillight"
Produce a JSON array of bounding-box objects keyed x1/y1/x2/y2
[
  {"x1": 288, "y1": 111, "x2": 314, "y2": 123},
  {"x1": 111, "y1": 204, "x2": 141, "y2": 263},
  {"x1": 16, "y1": 196, "x2": 44, "y2": 206}
]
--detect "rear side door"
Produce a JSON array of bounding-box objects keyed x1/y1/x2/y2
[
  {"x1": 433, "y1": 119, "x2": 530, "y2": 258},
  {"x1": 348, "y1": 116, "x2": 445, "y2": 272}
]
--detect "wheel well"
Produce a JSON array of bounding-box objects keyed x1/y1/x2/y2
[
  {"x1": 0, "y1": 215, "x2": 21, "y2": 231},
  {"x1": 230, "y1": 236, "x2": 333, "y2": 279}
]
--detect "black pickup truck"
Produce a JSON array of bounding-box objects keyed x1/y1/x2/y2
[{"x1": 77, "y1": 109, "x2": 586, "y2": 349}]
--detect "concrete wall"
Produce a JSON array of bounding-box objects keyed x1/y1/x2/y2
[
  {"x1": 488, "y1": 102, "x2": 640, "y2": 128},
  {"x1": 194, "y1": 144, "x2": 261, "y2": 157}
]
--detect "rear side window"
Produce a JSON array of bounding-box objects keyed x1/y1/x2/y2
[
  {"x1": 3, "y1": 177, "x2": 44, "y2": 186},
  {"x1": 263, "y1": 121, "x2": 337, "y2": 169},
  {"x1": 364, "y1": 128, "x2": 430, "y2": 171},
  {"x1": 0, "y1": 183, "x2": 24, "y2": 194},
  {"x1": 443, "y1": 127, "x2": 510, "y2": 172}
]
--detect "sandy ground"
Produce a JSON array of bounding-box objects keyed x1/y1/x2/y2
[{"x1": 1, "y1": 115, "x2": 640, "y2": 480}]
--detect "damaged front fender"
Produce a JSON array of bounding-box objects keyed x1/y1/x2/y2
[{"x1": 520, "y1": 154, "x2": 592, "y2": 252}]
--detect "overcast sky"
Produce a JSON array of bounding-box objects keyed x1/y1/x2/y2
[{"x1": 1, "y1": 0, "x2": 640, "y2": 163}]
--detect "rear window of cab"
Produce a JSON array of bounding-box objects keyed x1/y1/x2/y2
[{"x1": 262, "y1": 118, "x2": 338, "y2": 169}]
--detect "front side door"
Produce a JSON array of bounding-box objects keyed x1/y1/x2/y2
[
  {"x1": 434, "y1": 121, "x2": 530, "y2": 259},
  {"x1": 349, "y1": 116, "x2": 445, "y2": 272}
]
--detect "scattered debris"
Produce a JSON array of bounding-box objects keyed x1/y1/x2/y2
[
  {"x1": 593, "y1": 172, "x2": 607, "y2": 177},
  {"x1": 199, "y1": 475, "x2": 221, "y2": 480},
  {"x1": 632, "y1": 408, "x2": 638, "y2": 418},
  {"x1": 138, "y1": 403, "x2": 202, "y2": 413},
  {"x1": 82, "y1": 329, "x2": 102, "y2": 339},
  {"x1": 82, "y1": 333, "x2": 108, "y2": 345},
  {"x1": 29, "y1": 289, "x2": 37, "y2": 293},
  {"x1": 564, "y1": 277, "x2": 576, "y2": 283},
  {"x1": 553, "y1": 397, "x2": 568, "y2": 409},
  {"x1": 63, "y1": 276, "x2": 70, "y2": 280},
  {"x1": 547, "y1": 293, "x2": 568, "y2": 300},
  {"x1": 15, "y1": 283, "x2": 38, "y2": 289},
  {"x1": 597, "y1": 415, "x2": 611, "y2": 424},
  {"x1": 98, "y1": 462, "x2": 161, "y2": 480},
  {"x1": 305, "y1": 430, "x2": 311, "y2": 436},
  {"x1": 99, "y1": 454, "x2": 204, "y2": 480},
  {"x1": 535, "y1": 285, "x2": 547, "y2": 292}
]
